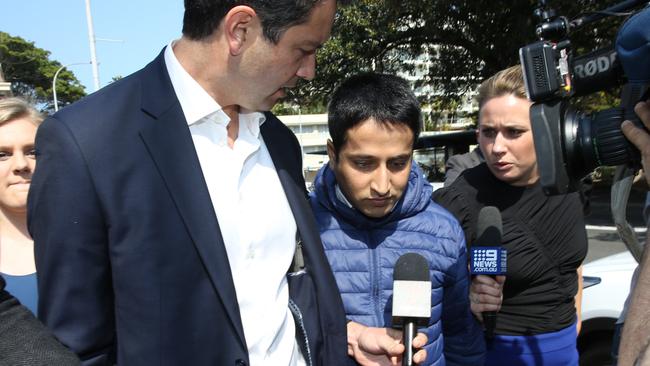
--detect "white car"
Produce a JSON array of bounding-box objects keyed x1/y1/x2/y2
[{"x1": 579, "y1": 250, "x2": 637, "y2": 366}]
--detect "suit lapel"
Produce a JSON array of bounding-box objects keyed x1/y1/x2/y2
[
  {"x1": 260, "y1": 116, "x2": 323, "y2": 263},
  {"x1": 261, "y1": 116, "x2": 309, "y2": 231},
  {"x1": 137, "y1": 51, "x2": 247, "y2": 348}
]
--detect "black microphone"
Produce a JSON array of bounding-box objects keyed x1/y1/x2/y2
[
  {"x1": 469, "y1": 206, "x2": 505, "y2": 340},
  {"x1": 571, "y1": 46, "x2": 623, "y2": 98},
  {"x1": 392, "y1": 253, "x2": 431, "y2": 366},
  {"x1": 571, "y1": 7, "x2": 650, "y2": 102}
]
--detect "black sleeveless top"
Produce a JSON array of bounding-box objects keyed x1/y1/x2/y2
[{"x1": 433, "y1": 163, "x2": 588, "y2": 335}]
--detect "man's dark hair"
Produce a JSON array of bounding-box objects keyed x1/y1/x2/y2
[
  {"x1": 328, "y1": 72, "x2": 422, "y2": 157},
  {"x1": 183, "y1": 0, "x2": 347, "y2": 44}
]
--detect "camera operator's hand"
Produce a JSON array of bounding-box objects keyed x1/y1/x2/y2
[
  {"x1": 622, "y1": 100, "x2": 650, "y2": 185},
  {"x1": 620, "y1": 99, "x2": 650, "y2": 366}
]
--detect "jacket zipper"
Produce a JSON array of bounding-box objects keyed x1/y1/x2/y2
[{"x1": 372, "y1": 246, "x2": 381, "y2": 325}]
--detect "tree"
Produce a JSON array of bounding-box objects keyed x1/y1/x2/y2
[
  {"x1": 285, "y1": 0, "x2": 633, "y2": 111},
  {"x1": 0, "y1": 32, "x2": 86, "y2": 111}
]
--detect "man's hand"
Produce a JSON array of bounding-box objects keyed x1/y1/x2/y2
[
  {"x1": 469, "y1": 275, "x2": 505, "y2": 323},
  {"x1": 622, "y1": 101, "x2": 650, "y2": 184},
  {"x1": 618, "y1": 99, "x2": 650, "y2": 366},
  {"x1": 347, "y1": 321, "x2": 428, "y2": 365}
]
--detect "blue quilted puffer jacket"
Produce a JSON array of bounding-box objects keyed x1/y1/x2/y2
[{"x1": 309, "y1": 162, "x2": 485, "y2": 366}]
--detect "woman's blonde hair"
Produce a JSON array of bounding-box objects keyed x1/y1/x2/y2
[
  {"x1": 477, "y1": 65, "x2": 528, "y2": 110},
  {"x1": 0, "y1": 97, "x2": 44, "y2": 127}
]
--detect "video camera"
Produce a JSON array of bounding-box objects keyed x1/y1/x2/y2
[{"x1": 519, "y1": 0, "x2": 650, "y2": 195}]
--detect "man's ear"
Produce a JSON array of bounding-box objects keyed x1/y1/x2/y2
[
  {"x1": 326, "y1": 140, "x2": 337, "y2": 166},
  {"x1": 223, "y1": 5, "x2": 257, "y2": 56}
]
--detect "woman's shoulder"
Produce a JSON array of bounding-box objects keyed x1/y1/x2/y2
[
  {"x1": 433, "y1": 164, "x2": 490, "y2": 217},
  {"x1": 527, "y1": 184, "x2": 584, "y2": 214},
  {"x1": 437, "y1": 163, "x2": 493, "y2": 196}
]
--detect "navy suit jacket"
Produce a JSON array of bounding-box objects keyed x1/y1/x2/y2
[{"x1": 27, "y1": 50, "x2": 348, "y2": 366}]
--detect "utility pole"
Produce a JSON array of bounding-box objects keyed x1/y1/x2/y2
[{"x1": 85, "y1": 0, "x2": 100, "y2": 91}]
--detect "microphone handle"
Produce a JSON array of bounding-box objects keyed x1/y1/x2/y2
[
  {"x1": 402, "y1": 320, "x2": 415, "y2": 366},
  {"x1": 484, "y1": 311, "x2": 497, "y2": 339}
]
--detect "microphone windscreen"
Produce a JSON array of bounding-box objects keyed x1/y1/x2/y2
[
  {"x1": 475, "y1": 206, "x2": 503, "y2": 248},
  {"x1": 392, "y1": 253, "x2": 431, "y2": 323},
  {"x1": 394, "y1": 253, "x2": 429, "y2": 282},
  {"x1": 616, "y1": 7, "x2": 650, "y2": 84}
]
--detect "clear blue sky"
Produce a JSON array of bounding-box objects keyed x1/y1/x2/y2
[{"x1": 3, "y1": 1, "x2": 185, "y2": 93}]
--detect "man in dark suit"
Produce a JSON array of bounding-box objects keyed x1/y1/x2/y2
[{"x1": 27, "y1": 1, "x2": 350, "y2": 365}]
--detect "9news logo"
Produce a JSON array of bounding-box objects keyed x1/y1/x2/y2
[
  {"x1": 473, "y1": 249, "x2": 498, "y2": 271},
  {"x1": 470, "y1": 247, "x2": 507, "y2": 275}
]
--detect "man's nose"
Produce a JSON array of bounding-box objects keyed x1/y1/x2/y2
[
  {"x1": 296, "y1": 53, "x2": 316, "y2": 81},
  {"x1": 370, "y1": 167, "x2": 391, "y2": 196}
]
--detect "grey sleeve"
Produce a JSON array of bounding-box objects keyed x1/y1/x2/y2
[
  {"x1": 444, "y1": 148, "x2": 483, "y2": 187},
  {"x1": 0, "y1": 279, "x2": 80, "y2": 366}
]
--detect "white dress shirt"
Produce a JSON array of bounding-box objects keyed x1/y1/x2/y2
[{"x1": 164, "y1": 41, "x2": 304, "y2": 366}]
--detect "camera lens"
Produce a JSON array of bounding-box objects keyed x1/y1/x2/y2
[{"x1": 563, "y1": 106, "x2": 640, "y2": 180}]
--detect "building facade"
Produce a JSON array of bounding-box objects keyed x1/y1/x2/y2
[{"x1": 0, "y1": 64, "x2": 13, "y2": 99}]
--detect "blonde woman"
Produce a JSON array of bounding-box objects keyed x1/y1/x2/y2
[
  {"x1": 0, "y1": 97, "x2": 43, "y2": 314},
  {"x1": 434, "y1": 66, "x2": 587, "y2": 365}
]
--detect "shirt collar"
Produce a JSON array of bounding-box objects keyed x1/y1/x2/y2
[
  {"x1": 239, "y1": 110, "x2": 265, "y2": 139},
  {"x1": 164, "y1": 40, "x2": 225, "y2": 126},
  {"x1": 335, "y1": 184, "x2": 354, "y2": 209}
]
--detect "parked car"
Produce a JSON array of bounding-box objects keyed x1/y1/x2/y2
[{"x1": 579, "y1": 250, "x2": 637, "y2": 366}]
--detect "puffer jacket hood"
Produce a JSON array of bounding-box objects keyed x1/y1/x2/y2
[{"x1": 311, "y1": 161, "x2": 431, "y2": 229}]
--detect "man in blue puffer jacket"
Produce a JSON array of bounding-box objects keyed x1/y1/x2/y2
[{"x1": 310, "y1": 73, "x2": 485, "y2": 366}]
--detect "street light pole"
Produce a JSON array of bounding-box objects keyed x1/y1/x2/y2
[
  {"x1": 85, "y1": 0, "x2": 100, "y2": 91},
  {"x1": 53, "y1": 62, "x2": 89, "y2": 111}
]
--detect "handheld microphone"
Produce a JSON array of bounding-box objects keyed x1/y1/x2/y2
[
  {"x1": 392, "y1": 253, "x2": 431, "y2": 366},
  {"x1": 469, "y1": 206, "x2": 505, "y2": 339}
]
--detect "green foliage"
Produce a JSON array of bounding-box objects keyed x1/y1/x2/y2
[
  {"x1": 575, "y1": 89, "x2": 621, "y2": 114},
  {"x1": 271, "y1": 102, "x2": 327, "y2": 116},
  {"x1": 284, "y1": 0, "x2": 633, "y2": 112},
  {"x1": 0, "y1": 32, "x2": 86, "y2": 112},
  {"x1": 110, "y1": 75, "x2": 124, "y2": 84}
]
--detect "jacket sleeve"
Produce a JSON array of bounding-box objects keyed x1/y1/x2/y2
[
  {"x1": 27, "y1": 117, "x2": 114, "y2": 366},
  {"x1": 0, "y1": 276, "x2": 81, "y2": 365},
  {"x1": 440, "y1": 224, "x2": 485, "y2": 366},
  {"x1": 443, "y1": 148, "x2": 483, "y2": 187},
  {"x1": 443, "y1": 154, "x2": 471, "y2": 187}
]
